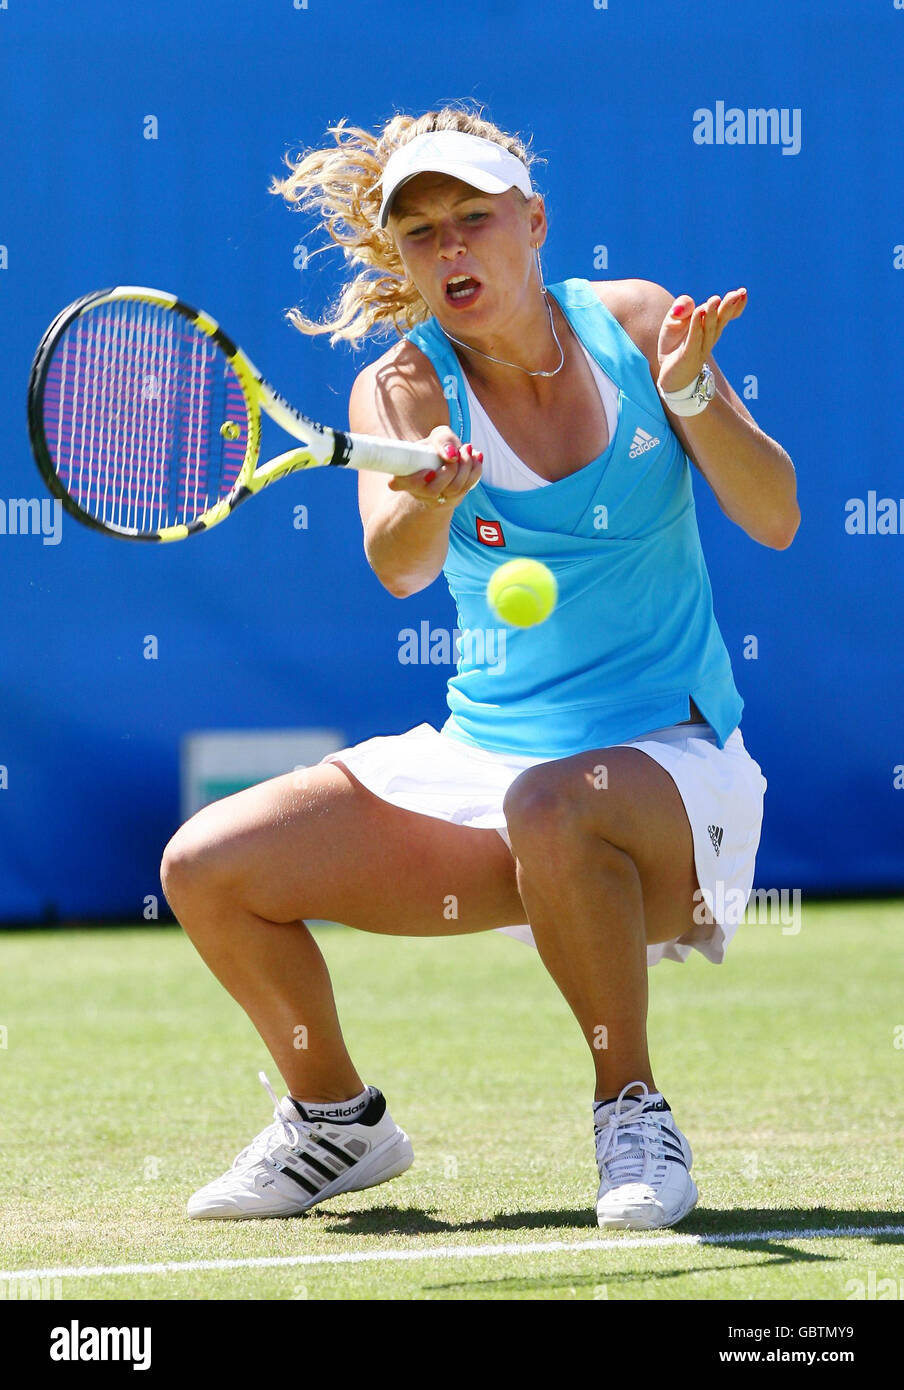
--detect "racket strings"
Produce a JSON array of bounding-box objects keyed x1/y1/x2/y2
[{"x1": 42, "y1": 300, "x2": 250, "y2": 532}]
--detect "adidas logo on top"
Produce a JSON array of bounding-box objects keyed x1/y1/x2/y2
[
  {"x1": 708, "y1": 824, "x2": 724, "y2": 857},
  {"x1": 629, "y1": 426, "x2": 660, "y2": 459}
]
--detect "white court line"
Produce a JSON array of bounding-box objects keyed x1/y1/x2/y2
[{"x1": 3, "y1": 1225, "x2": 902, "y2": 1283}]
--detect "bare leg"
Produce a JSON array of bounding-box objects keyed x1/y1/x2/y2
[
  {"x1": 503, "y1": 747, "x2": 706, "y2": 1102},
  {"x1": 161, "y1": 762, "x2": 525, "y2": 1100},
  {"x1": 514, "y1": 835, "x2": 654, "y2": 1098}
]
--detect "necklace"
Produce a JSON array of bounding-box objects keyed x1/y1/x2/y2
[{"x1": 440, "y1": 291, "x2": 565, "y2": 378}]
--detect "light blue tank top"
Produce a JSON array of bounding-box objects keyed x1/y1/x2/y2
[{"x1": 406, "y1": 278, "x2": 743, "y2": 758}]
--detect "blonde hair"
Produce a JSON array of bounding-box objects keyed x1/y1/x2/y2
[{"x1": 269, "y1": 106, "x2": 540, "y2": 346}]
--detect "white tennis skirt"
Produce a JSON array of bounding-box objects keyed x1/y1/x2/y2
[{"x1": 321, "y1": 720, "x2": 767, "y2": 968}]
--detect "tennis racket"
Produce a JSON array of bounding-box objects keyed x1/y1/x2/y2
[{"x1": 27, "y1": 285, "x2": 437, "y2": 541}]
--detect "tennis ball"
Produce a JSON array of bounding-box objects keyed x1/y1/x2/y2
[{"x1": 487, "y1": 558, "x2": 558, "y2": 628}]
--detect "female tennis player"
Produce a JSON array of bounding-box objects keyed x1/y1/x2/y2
[{"x1": 161, "y1": 107, "x2": 799, "y2": 1230}]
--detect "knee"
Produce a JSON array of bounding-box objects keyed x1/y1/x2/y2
[
  {"x1": 503, "y1": 766, "x2": 585, "y2": 857},
  {"x1": 503, "y1": 766, "x2": 637, "y2": 888},
  {"x1": 160, "y1": 813, "x2": 234, "y2": 916}
]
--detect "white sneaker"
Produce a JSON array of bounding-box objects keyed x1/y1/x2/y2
[
  {"x1": 594, "y1": 1081, "x2": 698, "y2": 1230},
  {"x1": 187, "y1": 1072, "x2": 414, "y2": 1219}
]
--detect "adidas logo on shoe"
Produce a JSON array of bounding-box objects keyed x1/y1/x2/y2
[
  {"x1": 708, "y1": 824, "x2": 724, "y2": 856},
  {"x1": 186, "y1": 1073, "x2": 414, "y2": 1220},
  {"x1": 629, "y1": 426, "x2": 661, "y2": 459}
]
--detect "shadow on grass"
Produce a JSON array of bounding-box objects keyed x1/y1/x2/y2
[
  {"x1": 419, "y1": 1218, "x2": 904, "y2": 1295},
  {"x1": 311, "y1": 1204, "x2": 904, "y2": 1255},
  {"x1": 310, "y1": 1204, "x2": 594, "y2": 1234},
  {"x1": 423, "y1": 1261, "x2": 752, "y2": 1295}
]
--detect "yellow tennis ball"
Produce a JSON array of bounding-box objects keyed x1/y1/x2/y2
[{"x1": 487, "y1": 558, "x2": 558, "y2": 628}]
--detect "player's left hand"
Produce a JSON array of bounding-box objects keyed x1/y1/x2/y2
[{"x1": 656, "y1": 289, "x2": 747, "y2": 394}]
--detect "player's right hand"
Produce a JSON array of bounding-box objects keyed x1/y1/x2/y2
[{"x1": 387, "y1": 426, "x2": 483, "y2": 509}]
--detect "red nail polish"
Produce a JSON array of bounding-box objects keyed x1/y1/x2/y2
[
  {"x1": 444, "y1": 445, "x2": 458, "y2": 459},
  {"x1": 424, "y1": 471, "x2": 437, "y2": 483},
  {"x1": 672, "y1": 302, "x2": 685, "y2": 318}
]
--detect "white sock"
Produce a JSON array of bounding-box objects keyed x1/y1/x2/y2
[
  {"x1": 290, "y1": 1086, "x2": 371, "y2": 1123},
  {"x1": 594, "y1": 1089, "x2": 667, "y2": 1114}
]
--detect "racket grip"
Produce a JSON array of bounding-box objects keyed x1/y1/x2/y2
[{"x1": 342, "y1": 432, "x2": 440, "y2": 477}]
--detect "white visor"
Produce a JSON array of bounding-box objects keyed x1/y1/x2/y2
[{"x1": 378, "y1": 130, "x2": 534, "y2": 229}]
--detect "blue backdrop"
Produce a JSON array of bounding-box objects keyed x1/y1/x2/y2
[{"x1": 0, "y1": 0, "x2": 901, "y2": 919}]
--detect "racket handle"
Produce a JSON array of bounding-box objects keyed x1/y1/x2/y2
[{"x1": 342, "y1": 432, "x2": 440, "y2": 477}]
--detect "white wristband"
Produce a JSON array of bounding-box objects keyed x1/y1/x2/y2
[{"x1": 657, "y1": 364, "x2": 715, "y2": 417}]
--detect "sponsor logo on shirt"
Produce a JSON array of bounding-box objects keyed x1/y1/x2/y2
[
  {"x1": 629, "y1": 426, "x2": 660, "y2": 459},
  {"x1": 475, "y1": 517, "x2": 506, "y2": 547}
]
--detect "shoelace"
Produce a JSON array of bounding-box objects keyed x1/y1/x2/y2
[
  {"x1": 594, "y1": 1081, "x2": 668, "y2": 1184},
  {"x1": 231, "y1": 1071, "x2": 309, "y2": 1170}
]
